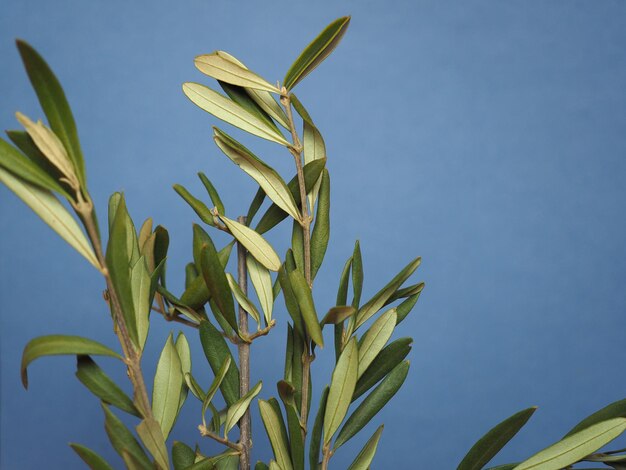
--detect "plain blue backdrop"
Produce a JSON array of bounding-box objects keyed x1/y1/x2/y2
[{"x1": 2, "y1": 1, "x2": 626, "y2": 468}]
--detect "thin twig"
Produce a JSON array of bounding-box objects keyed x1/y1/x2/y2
[
  {"x1": 198, "y1": 425, "x2": 243, "y2": 452},
  {"x1": 236, "y1": 215, "x2": 252, "y2": 470},
  {"x1": 151, "y1": 305, "x2": 200, "y2": 329}
]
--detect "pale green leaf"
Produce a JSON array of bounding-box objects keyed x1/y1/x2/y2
[
  {"x1": 288, "y1": 269, "x2": 324, "y2": 347},
  {"x1": 358, "y1": 308, "x2": 396, "y2": 378},
  {"x1": 226, "y1": 272, "x2": 262, "y2": 325},
  {"x1": 259, "y1": 399, "x2": 294, "y2": 470},
  {"x1": 515, "y1": 418, "x2": 626, "y2": 470},
  {"x1": 183, "y1": 83, "x2": 290, "y2": 146},
  {"x1": 136, "y1": 418, "x2": 170, "y2": 470},
  {"x1": 224, "y1": 381, "x2": 263, "y2": 437},
  {"x1": 131, "y1": 256, "x2": 151, "y2": 350},
  {"x1": 324, "y1": 338, "x2": 359, "y2": 444},
  {"x1": 247, "y1": 254, "x2": 274, "y2": 324},
  {"x1": 0, "y1": 165, "x2": 98, "y2": 268},
  {"x1": 195, "y1": 52, "x2": 280, "y2": 93},
  {"x1": 346, "y1": 425, "x2": 384, "y2": 470},
  {"x1": 219, "y1": 215, "x2": 281, "y2": 271},
  {"x1": 152, "y1": 333, "x2": 184, "y2": 438}
]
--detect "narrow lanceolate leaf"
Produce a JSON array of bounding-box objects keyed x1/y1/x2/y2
[
  {"x1": 214, "y1": 129, "x2": 300, "y2": 220},
  {"x1": 215, "y1": 51, "x2": 289, "y2": 129},
  {"x1": 356, "y1": 257, "x2": 421, "y2": 329},
  {"x1": 324, "y1": 338, "x2": 359, "y2": 444},
  {"x1": 0, "y1": 136, "x2": 68, "y2": 197},
  {"x1": 310, "y1": 169, "x2": 330, "y2": 279},
  {"x1": 283, "y1": 16, "x2": 351, "y2": 90},
  {"x1": 202, "y1": 356, "x2": 232, "y2": 427},
  {"x1": 172, "y1": 441, "x2": 195, "y2": 470},
  {"x1": 102, "y1": 403, "x2": 152, "y2": 469},
  {"x1": 175, "y1": 332, "x2": 191, "y2": 412},
  {"x1": 334, "y1": 360, "x2": 409, "y2": 449},
  {"x1": 227, "y1": 272, "x2": 262, "y2": 325},
  {"x1": 309, "y1": 386, "x2": 330, "y2": 470},
  {"x1": 278, "y1": 263, "x2": 304, "y2": 335},
  {"x1": 515, "y1": 418, "x2": 626, "y2": 470},
  {"x1": 106, "y1": 195, "x2": 140, "y2": 345},
  {"x1": 321, "y1": 306, "x2": 356, "y2": 326},
  {"x1": 220, "y1": 81, "x2": 282, "y2": 135},
  {"x1": 183, "y1": 83, "x2": 290, "y2": 146},
  {"x1": 246, "y1": 187, "x2": 266, "y2": 226},
  {"x1": 174, "y1": 184, "x2": 216, "y2": 226},
  {"x1": 285, "y1": 403, "x2": 304, "y2": 470},
  {"x1": 565, "y1": 398, "x2": 626, "y2": 437},
  {"x1": 199, "y1": 320, "x2": 240, "y2": 406},
  {"x1": 358, "y1": 309, "x2": 397, "y2": 378},
  {"x1": 354, "y1": 337, "x2": 412, "y2": 401},
  {"x1": 136, "y1": 418, "x2": 170, "y2": 470},
  {"x1": 288, "y1": 269, "x2": 324, "y2": 347},
  {"x1": 458, "y1": 407, "x2": 537, "y2": 470},
  {"x1": 259, "y1": 400, "x2": 294, "y2": 470},
  {"x1": 70, "y1": 443, "x2": 115, "y2": 470},
  {"x1": 347, "y1": 425, "x2": 384, "y2": 470},
  {"x1": 75, "y1": 355, "x2": 140, "y2": 417},
  {"x1": 396, "y1": 291, "x2": 422, "y2": 324},
  {"x1": 199, "y1": 236, "x2": 238, "y2": 331},
  {"x1": 351, "y1": 241, "x2": 363, "y2": 308},
  {"x1": 247, "y1": 254, "x2": 274, "y2": 324},
  {"x1": 0, "y1": 165, "x2": 98, "y2": 268},
  {"x1": 21, "y1": 335, "x2": 121, "y2": 388},
  {"x1": 198, "y1": 172, "x2": 225, "y2": 216},
  {"x1": 219, "y1": 215, "x2": 281, "y2": 271},
  {"x1": 16, "y1": 40, "x2": 87, "y2": 186},
  {"x1": 255, "y1": 158, "x2": 327, "y2": 235},
  {"x1": 195, "y1": 52, "x2": 280, "y2": 93},
  {"x1": 152, "y1": 333, "x2": 184, "y2": 439},
  {"x1": 131, "y1": 256, "x2": 151, "y2": 350},
  {"x1": 224, "y1": 381, "x2": 263, "y2": 437}
]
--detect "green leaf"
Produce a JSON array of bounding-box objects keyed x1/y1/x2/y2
[
  {"x1": 224, "y1": 381, "x2": 263, "y2": 437},
  {"x1": 334, "y1": 360, "x2": 409, "y2": 449},
  {"x1": 174, "y1": 184, "x2": 216, "y2": 226},
  {"x1": 152, "y1": 333, "x2": 184, "y2": 438},
  {"x1": 136, "y1": 418, "x2": 170, "y2": 470},
  {"x1": 0, "y1": 137, "x2": 69, "y2": 196},
  {"x1": 105, "y1": 194, "x2": 140, "y2": 346},
  {"x1": 255, "y1": 158, "x2": 327, "y2": 235},
  {"x1": 246, "y1": 187, "x2": 266, "y2": 226},
  {"x1": 175, "y1": 332, "x2": 192, "y2": 412},
  {"x1": 321, "y1": 306, "x2": 356, "y2": 326},
  {"x1": 396, "y1": 290, "x2": 423, "y2": 324},
  {"x1": 75, "y1": 355, "x2": 140, "y2": 417},
  {"x1": 69, "y1": 443, "x2": 114, "y2": 470},
  {"x1": 198, "y1": 172, "x2": 225, "y2": 216},
  {"x1": 220, "y1": 81, "x2": 282, "y2": 135},
  {"x1": 515, "y1": 418, "x2": 626, "y2": 470},
  {"x1": 21, "y1": 335, "x2": 121, "y2": 389},
  {"x1": 131, "y1": 256, "x2": 151, "y2": 350},
  {"x1": 185, "y1": 372, "x2": 207, "y2": 401},
  {"x1": 219, "y1": 214, "x2": 281, "y2": 271},
  {"x1": 199, "y1": 320, "x2": 240, "y2": 406},
  {"x1": 259, "y1": 399, "x2": 294, "y2": 470},
  {"x1": 199, "y1": 235, "x2": 238, "y2": 331},
  {"x1": 356, "y1": 257, "x2": 421, "y2": 329},
  {"x1": 353, "y1": 337, "x2": 412, "y2": 401},
  {"x1": 214, "y1": 129, "x2": 300, "y2": 220},
  {"x1": 255, "y1": 462, "x2": 270, "y2": 470},
  {"x1": 337, "y1": 256, "x2": 352, "y2": 306},
  {"x1": 351, "y1": 241, "x2": 363, "y2": 308},
  {"x1": 278, "y1": 263, "x2": 304, "y2": 336},
  {"x1": 288, "y1": 269, "x2": 324, "y2": 347},
  {"x1": 565, "y1": 398, "x2": 626, "y2": 437},
  {"x1": 195, "y1": 52, "x2": 280, "y2": 93},
  {"x1": 172, "y1": 441, "x2": 196, "y2": 470},
  {"x1": 384, "y1": 282, "x2": 424, "y2": 306},
  {"x1": 458, "y1": 407, "x2": 537, "y2": 470},
  {"x1": 324, "y1": 338, "x2": 359, "y2": 444},
  {"x1": 346, "y1": 425, "x2": 384, "y2": 470},
  {"x1": 202, "y1": 356, "x2": 232, "y2": 427},
  {"x1": 247, "y1": 254, "x2": 274, "y2": 325},
  {"x1": 357, "y1": 308, "x2": 397, "y2": 378},
  {"x1": 283, "y1": 17, "x2": 351, "y2": 90},
  {"x1": 310, "y1": 169, "x2": 330, "y2": 280},
  {"x1": 309, "y1": 386, "x2": 330, "y2": 470},
  {"x1": 226, "y1": 272, "x2": 261, "y2": 325},
  {"x1": 16, "y1": 40, "x2": 87, "y2": 187},
  {"x1": 0, "y1": 164, "x2": 98, "y2": 268},
  {"x1": 102, "y1": 403, "x2": 152, "y2": 469},
  {"x1": 183, "y1": 83, "x2": 290, "y2": 146}
]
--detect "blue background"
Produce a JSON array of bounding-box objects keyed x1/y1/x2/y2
[{"x1": 2, "y1": 1, "x2": 626, "y2": 468}]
